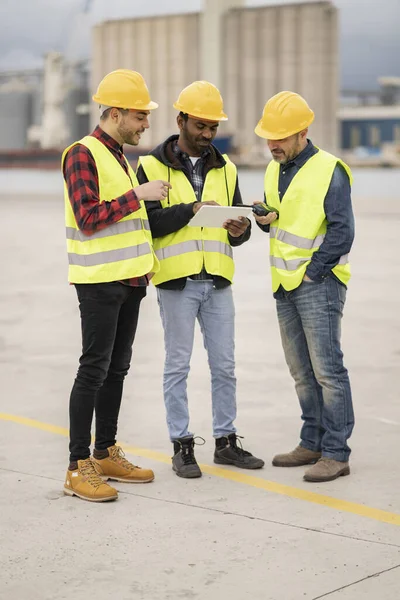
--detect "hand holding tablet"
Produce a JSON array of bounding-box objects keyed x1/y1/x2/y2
[{"x1": 189, "y1": 204, "x2": 252, "y2": 228}]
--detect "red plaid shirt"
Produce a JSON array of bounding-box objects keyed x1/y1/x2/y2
[{"x1": 63, "y1": 126, "x2": 148, "y2": 286}]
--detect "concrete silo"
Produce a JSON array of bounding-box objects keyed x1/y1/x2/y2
[
  {"x1": 91, "y1": 12, "x2": 201, "y2": 148},
  {"x1": 222, "y1": 1, "x2": 339, "y2": 157},
  {"x1": 0, "y1": 79, "x2": 32, "y2": 150},
  {"x1": 90, "y1": 1, "x2": 339, "y2": 159}
]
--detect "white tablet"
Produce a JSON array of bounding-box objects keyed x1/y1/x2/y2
[{"x1": 188, "y1": 205, "x2": 252, "y2": 228}]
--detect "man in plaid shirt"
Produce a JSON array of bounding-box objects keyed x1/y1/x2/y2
[{"x1": 62, "y1": 69, "x2": 171, "y2": 503}]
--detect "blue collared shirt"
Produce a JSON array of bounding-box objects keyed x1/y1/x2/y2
[{"x1": 259, "y1": 140, "x2": 355, "y2": 289}]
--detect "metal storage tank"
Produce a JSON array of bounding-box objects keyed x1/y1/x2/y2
[
  {"x1": 65, "y1": 86, "x2": 90, "y2": 144},
  {"x1": 222, "y1": 1, "x2": 339, "y2": 158},
  {"x1": 31, "y1": 79, "x2": 43, "y2": 127},
  {"x1": 0, "y1": 79, "x2": 32, "y2": 150},
  {"x1": 91, "y1": 13, "x2": 201, "y2": 148}
]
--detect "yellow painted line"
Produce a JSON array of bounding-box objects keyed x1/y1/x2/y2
[
  {"x1": 1, "y1": 413, "x2": 399, "y2": 527},
  {"x1": 0, "y1": 413, "x2": 69, "y2": 437}
]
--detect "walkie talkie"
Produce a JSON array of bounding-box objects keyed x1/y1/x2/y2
[{"x1": 242, "y1": 203, "x2": 279, "y2": 218}]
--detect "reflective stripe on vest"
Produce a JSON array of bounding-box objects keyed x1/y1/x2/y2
[
  {"x1": 155, "y1": 240, "x2": 233, "y2": 261},
  {"x1": 62, "y1": 135, "x2": 158, "y2": 284},
  {"x1": 65, "y1": 218, "x2": 150, "y2": 242},
  {"x1": 270, "y1": 227, "x2": 325, "y2": 250},
  {"x1": 270, "y1": 253, "x2": 349, "y2": 271},
  {"x1": 68, "y1": 243, "x2": 151, "y2": 266},
  {"x1": 138, "y1": 153, "x2": 237, "y2": 286}
]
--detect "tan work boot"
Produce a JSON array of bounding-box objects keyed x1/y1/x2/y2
[
  {"x1": 64, "y1": 458, "x2": 118, "y2": 502},
  {"x1": 272, "y1": 445, "x2": 321, "y2": 467},
  {"x1": 93, "y1": 445, "x2": 155, "y2": 483},
  {"x1": 304, "y1": 458, "x2": 350, "y2": 482}
]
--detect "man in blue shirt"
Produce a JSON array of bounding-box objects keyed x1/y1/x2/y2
[{"x1": 254, "y1": 91, "x2": 355, "y2": 483}]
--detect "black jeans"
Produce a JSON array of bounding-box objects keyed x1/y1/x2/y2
[{"x1": 69, "y1": 282, "x2": 146, "y2": 462}]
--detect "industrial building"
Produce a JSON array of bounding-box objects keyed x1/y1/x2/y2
[
  {"x1": 339, "y1": 77, "x2": 400, "y2": 166},
  {"x1": 0, "y1": 54, "x2": 89, "y2": 159},
  {"x1": 340, "y1": 105, "x2": 400, "y2": 149},
  {"x1": 0, "y1": 0, "x2": 340, "y2": 163},
  {"x1": 92, "y1": 0, "x2": 339, "y2": 159},
  {"x1": 340, "y1": 78, "x2": 400, "y2": 149}
]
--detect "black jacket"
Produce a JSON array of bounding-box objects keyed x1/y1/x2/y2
[{"x1": 136, "y1": 134, "x2": 251, "y2": 290}]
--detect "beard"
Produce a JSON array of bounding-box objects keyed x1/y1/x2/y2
[
  {"x1": 117, "y1": 121, "x2": 142, "y2": 146},
  {"x1": 271, "y1": 136, "x2": 302, "y2": 164},
  {"x1": 182, "y1": 126, "x2": 212, "y2": 155}
]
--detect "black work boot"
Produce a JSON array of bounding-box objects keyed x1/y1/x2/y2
[
  {"x1": 172, "y1": 437, "x2": 202, "y2": 478},
  {"x1": 214, "y1": 433, "x2": 265, "y2": 469}
]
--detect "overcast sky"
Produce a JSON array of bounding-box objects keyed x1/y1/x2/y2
[{"x1": 1, "y1": 0, "x2": 400, "y2": 90}]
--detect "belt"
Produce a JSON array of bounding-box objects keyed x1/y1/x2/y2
[{"x1": 188, "y1": 267, "x2": 213, "y2": 281}]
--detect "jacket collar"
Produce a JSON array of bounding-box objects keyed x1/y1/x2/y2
[{"x1": 146, "y1": 134, "x2": 227, "y2": 171}]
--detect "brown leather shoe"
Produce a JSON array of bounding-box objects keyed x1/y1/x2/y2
[
  {"x1": 272, "y1": 445, "x2": 321, "y2": 467},
  {"x1": 64, "y1": 458, "x2": 118, "y2": 502},
  {"x1": 304, "y1": 458, "x2": 350, "y2": 482},
  {"x1": 93, "y1": 445, "x2": 155, "y2": 483}
]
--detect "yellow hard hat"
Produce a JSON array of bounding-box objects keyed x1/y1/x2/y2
[
  {"x1": 255, "y1": 91, "x2": 314, "y2": 140},
  {"x1": 173, "y1": 81, "x2": 228, "y2": 121},
  {"x1": 92, "y1": 69, "x2": 158, "y2": 111}
]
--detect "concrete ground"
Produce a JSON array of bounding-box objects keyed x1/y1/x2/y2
[{"x1": 0, "y1": 169, "x2": 399, "y2": 600}]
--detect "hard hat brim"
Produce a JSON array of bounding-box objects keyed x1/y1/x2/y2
[
  {"x1": 141, "y1": 100, "x2": 158, "y2": 110},
  {"x1": 92, "y1": 95, "x2": 158, "y2": 110},
  {"x1": 186, "y1": 113, "x2": 227, "y2": 123},
  {"x1": 173, "y1": 101, "x2": 228, "y2": 121}
]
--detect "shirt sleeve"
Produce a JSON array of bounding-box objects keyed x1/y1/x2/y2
[
  {"x1": 63, "y1": 144, "x2": 141, "y2": 236},
  {"x1": 306, "y1": 163, "x2": 355, "y2": 282},
  {"x1": 255, "y1": 192, "x2": 271, "y2": 233}
]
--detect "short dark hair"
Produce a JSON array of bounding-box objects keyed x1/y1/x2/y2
[
  {"x1": 179, "y1": 111, "x2": 189, "y2": 122},
  {"x1": 100, "y1": 107, "x2": 129, "y2": 121}
]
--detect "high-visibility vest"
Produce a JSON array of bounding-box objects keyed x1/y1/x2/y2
[
  {"x1": 264, "y1": 149, "x2": 353, "y2": 292},
  {"x1": 62, "y1": 135, "x2": 159, "y2": 284},
  {"x1": 137, "y1": 154, "x2": 237, "y2": 286}
]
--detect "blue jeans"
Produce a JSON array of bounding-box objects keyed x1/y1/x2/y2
[
  {"x1": 276, "y1": 277, "x2": 354, "y2": 462},
  {"x1": 157, "y1": 280, "x2": 237, "y2": 441}
]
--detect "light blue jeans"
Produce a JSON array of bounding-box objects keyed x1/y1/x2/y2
[
  {"x1": 157, "y1": 280, "x2": 237, "y2": 441},
  {"x1": 276, "y1": 277, "x2": 354, "y2": 462}
]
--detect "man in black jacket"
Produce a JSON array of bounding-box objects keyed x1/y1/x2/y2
[{"x1": 137, "y1": 81, "x2": 264, "y2": 478}]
